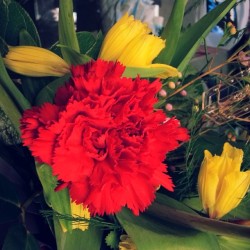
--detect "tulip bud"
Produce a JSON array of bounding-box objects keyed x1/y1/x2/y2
[
  {"x1": 3, "y1": 46, "x2": 70, "y2": 77},
  {"x1": 198, "y1": 142, "x2": 250, "y2": 219},
  {"x1": 98, "y1": 13, "x2": 179, "y2": 79}
]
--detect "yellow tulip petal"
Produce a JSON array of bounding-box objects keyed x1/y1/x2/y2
[
  {"x1": 118, "y1": 34, "x2": 165, "y2": 66},
  {"x1": 4, "y1": 46, "x2": 70, "y2": 77},
  {"x1": 70, "y1": 201, "x2": 90, "y2": 231},
  {"x1": 198, "y1": 153, "x2": 219, "y2": 212},
  {"x1": 99, "y1": 13, "x2": 150, "y2": 61},
  {"x1": 211, "y1": 171, "x2": 250, "y2": 219},
  {"x1": 221, "y1": 142, "x2": 243, "y2": 165}
]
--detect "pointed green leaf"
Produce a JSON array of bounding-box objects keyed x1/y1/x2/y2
[
  {"x1": 147, "y1": 195, "x2": 250, "y2": 240},
  {"x1": 36, "y1": 163, "x2": 72, "y2": 231},
  {"x1": 155, "y1": 0, "x2": 187, "y2": 64},
  {"x1": 117, "y1": 208, "x2": 219, "y2": 250},
  {"x1": 171, "y1": 0, "x2": 237, "y2": 71}
]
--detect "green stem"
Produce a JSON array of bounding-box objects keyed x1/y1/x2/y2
[{"x1": 59, "y1": 0, "x2": 80, "y2": 63}]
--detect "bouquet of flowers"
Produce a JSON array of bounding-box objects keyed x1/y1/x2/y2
[{"x1": 0, "y1": 0, "x2": 250, "y2": 249}]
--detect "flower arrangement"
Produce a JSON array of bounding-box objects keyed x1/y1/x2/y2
[{"x1": 0, "y1": 0, "x2": 250, "y2": 249}]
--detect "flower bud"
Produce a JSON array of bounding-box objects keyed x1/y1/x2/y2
[
  {"x1": 98, "y1": 13, "x2": 179, "y2": 79},
  {"x1": 3, "y1": 46, "x2": 70, "y2": 77},
  {"x1": 198, "y1": 142, "x2": 250, "y2": 219}
]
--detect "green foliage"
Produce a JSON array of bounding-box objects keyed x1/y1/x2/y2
[
  {"x1": 117, "y1": 193, "x2": 250, "y2": 250},
  {"x1": 36, "y1": 163, "x2": 72, "y2": 231},
  {"x1": 123, "y1": 67, "x2": 167, "y2": 78},
  {"x1": 58, "y1": 0, "x2": 79, "y2": 63},
  {"x1": 35, "y1": 74, "x2": 70, "y2": 105},
  {"x1": 0, "y1": 54, "x2": 30, "y2": 112},
  {"x1": 0, "y1": 0, "x2": 40, "y2": 46},
  {"x1": 105, "y1": 231, "x2": 120, "y2": 249},
  {"x1": 155, "y1": 0, "x2": 187, "y2": 64},
  {"x1": 54, "y1": 217, "x2": 103, "y2": 250},
  {"x1": 2, "y1": 224, "x2": 39, "y2": 250},
  {"x1": 170, "y1": 0, "x2": 237, "y2": 71}
]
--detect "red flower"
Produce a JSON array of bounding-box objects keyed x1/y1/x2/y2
[{"x1": 20, "y1": 59, "x2": 189, "y2": 216}]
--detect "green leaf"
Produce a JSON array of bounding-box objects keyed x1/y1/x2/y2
[
  {"x1": 0, "y1": 83, "x2": 21, "y2": 133},
  {"x1": 0, "y1": 0, "x2": 40, "y2": 46},
  {"x1": 2, "y1": 224, "x2": 39, "y2": 250},
  {"x1": 0, "y1": 36, "x2": 8, "y2": 56},
  {"x1": 77, "y1": 31, "x2": 104, "y2": 59},
  {"x1": 0, "y1": 174, "x2": 21, "y2": 224},
  {"x1": 54, "y1": 217, "x2": 103, "y2": 250},
  {"x1": 51, "y1": 31, "x2": 103, "y2": 60},
  {"x1": 0, "y1": 54, "x2": 31, "y2": 112},
  {"x1": 116, "y1": 208, "x2": 220, "y2": 250},
  {"x1": 147, "y1": 195, "x2": 250, "y2": 240},
  {"x1": 36, "y1": 163, "x2": 72, "y2": 231},
  {"x1": 57, "y1": 45, "x2": 92, "y2": 65},
  {"x1": 0, "y1": 0, "x2": 9, "y2": 43},
  {"x1": 58, "y1": 0, "x2": 80, "y2": 63},
  {"x1": 218, "y1": 236, "x2": 250, "y2": 250},
  {"x1": 19, "y1": 29, "x2": 37, "y2": 46},
  {"x1": 35, "y1": 74, "x2": 70, "y2": 105},
  {"x1": 171, "y1": 0, "x2": 237, "y2": 71},
  {"x1": 155, "y1": 0, "x2": 187, "y2": 64},
  {"x1": 20, "y1": 76, "x2": 52, "y2": 105},
  {"x1": 123, "y1": 67, "x2": 166, "y2": 78}
]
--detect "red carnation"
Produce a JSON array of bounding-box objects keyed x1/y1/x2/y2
[{"x1": 20, "y1": 59, "x2": 189, "y2": 216}]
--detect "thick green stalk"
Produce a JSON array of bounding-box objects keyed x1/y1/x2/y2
[{"x1": 58, "y1": 0, "x2": 80, "y2": 63}]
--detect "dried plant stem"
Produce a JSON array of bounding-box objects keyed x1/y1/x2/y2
[{"x1": 166, "y1": 58, "x2": 238, "y2": 100}]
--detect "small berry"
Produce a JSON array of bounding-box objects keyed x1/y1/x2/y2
[
  {"x1": 159, "y1": 89, "x2": 167, "y2": 97},
  {"x1": 165, "y1": 103, "x2": 173, "y2": 111},
  {"x1": 180, "y1": 90, "x2": 187, "y2": 96},
  {"x1": 168, "y1": 81, "x2": 176, "y2": 89}
]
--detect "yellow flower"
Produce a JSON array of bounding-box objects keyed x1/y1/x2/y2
[
  {"x1": 198, "y1": 142, "x2": 250, "y2": 219},
  {"x1": 3, "y1": 46, "x2": 70, "y2": 77},
  {"x1": 98, "y1": 13, "x2": 179, "y2": 79},
  {"x1": 70, "y1": 201, "x2": 90, "y2": 231}
]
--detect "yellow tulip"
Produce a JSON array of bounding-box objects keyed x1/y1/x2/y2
[
  {"x1": 198, "y1": 142, "x2": 250, "y2": 219},
  {"x1": 3, "y1": 46, "x2": 70, "y2": 77},
  {"x1": 98, "y1": 13, "x2": 179, "y2": 79}
]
